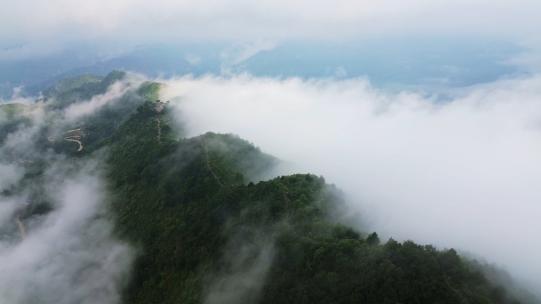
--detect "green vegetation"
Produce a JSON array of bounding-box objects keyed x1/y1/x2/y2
[
  {"x1": 45, "y1": 75, "x2": 102, "y2": 95},
  {"x1": 1, "y1": 72, "x2": 537, "y2": 304},
  {"x1": 0, "y1": 103, "x2": 30, "y2": 118},
  {"x1": 0, "y1": 103, "x2": 32, "y2": 144},
  {"x1": 137, "y1": 81, "x2": 162, "y2": 101},
  {"x1": 44, "y1": 70, "x2": 126, "y2": 109},
  {"x1": 105, "y1": 93, "x2": 529, "y2": 304}
]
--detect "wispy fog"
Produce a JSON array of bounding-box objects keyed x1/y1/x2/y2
[
  {"x1": 0, "y1": 78, "x2": 135, "y2": 304},
  {"x1": 0, "y1": 163, "x2": 133, "y2": 304},
  {"x1": 0, "y1": 163, "x2": 23, "y2": 190},
  {"x1": 63, "y1": 78, "x2": 142, "y2": 121},
  {"x1": 204, "y1": 232, "x2": 275, "y2": 304},
  {"x1": 162, "y1": 74, "x2": 541, "y2": 293}
]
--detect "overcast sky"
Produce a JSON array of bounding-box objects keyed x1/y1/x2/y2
[
  {"x1": 2, "y1": 0, "x2": 541, "y2": 40},
  {"x1": 1, "y1": 0, "x2": 541, "y2": 64}
]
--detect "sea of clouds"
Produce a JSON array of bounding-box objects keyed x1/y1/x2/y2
[{"x1": 162, "y1": 74, "x2": 541, "y2": 293}]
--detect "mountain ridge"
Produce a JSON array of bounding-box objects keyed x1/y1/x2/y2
[{"x1": 0, "y1": 71, "x2": 538, "y2": 304}]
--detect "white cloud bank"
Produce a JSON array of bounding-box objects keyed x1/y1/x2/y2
[{"x1": 162, "y1": 74, "x2": 541, "y2": 293}]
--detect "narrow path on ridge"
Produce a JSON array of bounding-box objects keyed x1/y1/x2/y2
[{"x1": 201, "y1": 139, "x2": 224, "y2": 187}]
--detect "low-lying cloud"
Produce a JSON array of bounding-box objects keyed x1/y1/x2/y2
[
  {"x1": 0, "y1": 163, "x2": 133, "y2": 304},
  {"x1": 204, "y1": 233, "x2": 275, "y2": 304},
  {"x1": 162, "y1": 74, "x2": 541, "y2": 293},
  {"x1": 0, "y1": 163, "x2": 23, "y2": 191},
  {"x1": 0, "y1": 77, "x2": 136, "y2": 304},
  {"x1": 63, "y1": 79, "x2": 139, "y2": 121}
]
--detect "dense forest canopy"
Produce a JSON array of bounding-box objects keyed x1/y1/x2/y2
[{"x1": 0, "y1": 71, "x2": 538, "y2": 304}]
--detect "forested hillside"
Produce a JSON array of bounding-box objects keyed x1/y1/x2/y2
[{"x1": 0, "y1": 72, "x2": 537, "y2": 304}]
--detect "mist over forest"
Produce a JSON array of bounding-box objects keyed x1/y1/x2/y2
[{"x1": 1, "y1": 1, "x2": 541, "y2": 303}]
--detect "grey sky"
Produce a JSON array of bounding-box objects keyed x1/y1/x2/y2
[{"x1": 1, "y1": 0, "x2": 541, "y2": 63}]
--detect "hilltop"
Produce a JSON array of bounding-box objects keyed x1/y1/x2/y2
[{"x1": 0, "y1": 71, "x2": 538, "y2": 304}]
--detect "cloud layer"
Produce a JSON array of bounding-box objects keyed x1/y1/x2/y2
[
  {"x1": 162, "y1": 74, "x2": 541, "y2": 293},
  {"x1": 0, "y1": 164, "x2": 133, "y2": 304},
  {"x1": 0, "y1": 78, "x2": 136, "y2": 304}
]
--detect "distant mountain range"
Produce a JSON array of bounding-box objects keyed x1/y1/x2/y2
[{"x1": 0, "y1": 38, "x2": 524, "y2": 98}]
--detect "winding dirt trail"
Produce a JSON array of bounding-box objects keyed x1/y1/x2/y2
[
  {"x1": 64, "y1": 137, "x2": 83, "y2": 151},
  {"x1": 156, "y1": 117, "x2": 161, "y2": 144},
  {"x1": 154, "y1": 100, "x2": 169, "y2": 144},
  {"x1": 64, "y1": 128, "x2": 84, "y2": 152}
]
